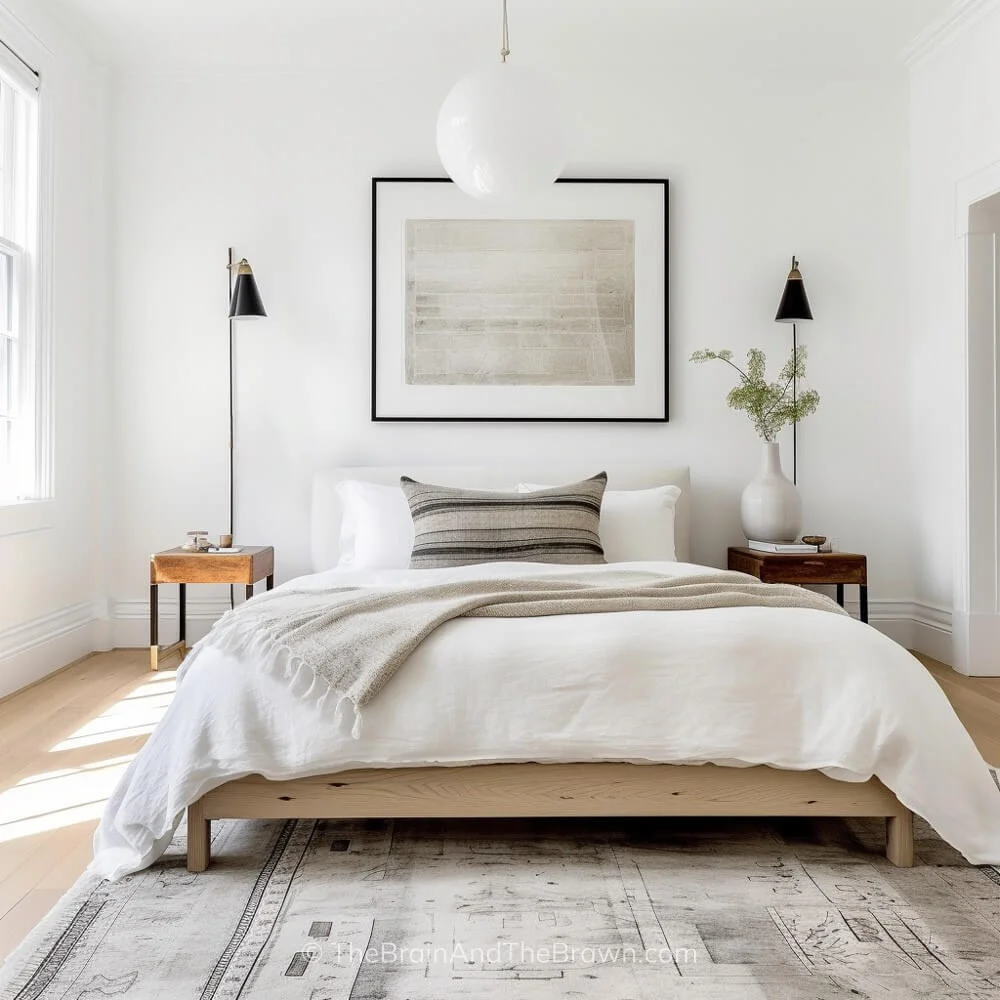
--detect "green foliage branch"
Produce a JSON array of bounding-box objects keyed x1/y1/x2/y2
[{"x1": 690, "y1": 347, "x2": 820, "y2": 442}]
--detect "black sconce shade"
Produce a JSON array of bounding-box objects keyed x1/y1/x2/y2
[
  {"x1": 228, "y1": 259, "x2": 267, "y2": 318},
  {"x1": 775, "y1": 257, "x2": 813, "y2": 323}
]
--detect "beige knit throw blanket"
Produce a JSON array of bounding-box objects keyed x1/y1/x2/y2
[{"x1": 192, "y1": 569, "x2": 846, "y2": 736}]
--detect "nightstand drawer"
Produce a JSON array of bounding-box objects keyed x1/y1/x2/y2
[
  {"x1": 755, "y1": 557, "x2": 866, "y2": 586},
  {"x1": 151, "y1": 546, "x2": 274, "y2": 585},
  {"x1": 729, "y1": 547, "x2": 867, "y2": 586},
  {"x1": 728, "y1": 547, "x2": 869, "y2": 623}
]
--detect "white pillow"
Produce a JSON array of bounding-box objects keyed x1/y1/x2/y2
[
  {"x1": 518, "y1": 483, "x2": 682, "y2": 562},
  {"x1": 335, "y1": 480, "x2": 414, "y2": 569}
]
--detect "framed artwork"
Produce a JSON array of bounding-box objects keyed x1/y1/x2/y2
[{"x1": 372, "y1": 177, "x2": 668, "y2": 422}]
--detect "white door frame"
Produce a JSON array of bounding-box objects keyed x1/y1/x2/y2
[{"x1": 954, "y1": 161, "x2": 1000, "y2": 675}]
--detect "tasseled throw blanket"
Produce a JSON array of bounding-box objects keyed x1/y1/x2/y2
[
  {"x1": 189, "y1": 570, "x2": 846, "y2": 735},
  {"x1": 186, "y1": 570, "x2": 844, "y2": 735}
]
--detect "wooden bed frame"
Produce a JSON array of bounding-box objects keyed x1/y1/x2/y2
[
  {"x1": 185, "y1": 761, "x2": 914, "y2": 871},
  {"x1": 186, "y1": 467, "x2": 916, "y2": 873}
]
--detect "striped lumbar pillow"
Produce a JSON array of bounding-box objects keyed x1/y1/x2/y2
[{"x1": 400, "y1": 473, "x2": 608, "y2": 569}]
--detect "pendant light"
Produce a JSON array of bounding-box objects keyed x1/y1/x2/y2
[{"x1": 436, "y1": 0, "x2": 566, "y2": 201}]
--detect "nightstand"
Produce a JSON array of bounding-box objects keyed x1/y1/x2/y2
[
  {"x1": 149, "y1": 545, "x2": 275, "y2": 670},
  {"x1": 728, "y1": 547, "x2": 868, "y2": 623}
]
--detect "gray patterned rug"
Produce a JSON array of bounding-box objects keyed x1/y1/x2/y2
[{"x1": 2, "y1": 815, "x2": 1000, "y2": 999}]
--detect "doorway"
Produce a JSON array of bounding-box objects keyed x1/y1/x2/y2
[{"x1": 958, "y1": 193, "x2": 1000, "y2": 675}]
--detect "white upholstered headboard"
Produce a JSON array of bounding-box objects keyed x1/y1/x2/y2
[{"x1": 311, "y1": 464, "x2": 692, "y2": 571}]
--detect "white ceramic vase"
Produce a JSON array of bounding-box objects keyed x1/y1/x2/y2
[{"x1": 740, "y1": 441, "x2": 802, "y2": 542}]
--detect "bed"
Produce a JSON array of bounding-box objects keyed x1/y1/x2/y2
[{"x1": 92, "y1": 465, "x2": 1000, "y2": 878}]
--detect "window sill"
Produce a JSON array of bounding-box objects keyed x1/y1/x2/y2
[{"x1": 0, "y1": 498, "x2": 55, "y2": 538}]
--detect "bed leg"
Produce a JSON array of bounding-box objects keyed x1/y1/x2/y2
[
  {"x1": 886, "y1": 810, "x2": 914, "y2": 867},
  {"x1": 187, "y1": 798, "x2": 211, "y2": 872}
]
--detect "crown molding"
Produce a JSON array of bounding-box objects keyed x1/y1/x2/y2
[
  {"x1": 901, "y1": 0, "x2": 1000, "y2": 66},
  {"x1": 0, "y1": 1, "x2": 51, "y2": 54}
]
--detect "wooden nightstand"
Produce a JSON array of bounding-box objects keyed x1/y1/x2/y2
[
  {"x1": 149, "y1": 545, "x2": 275, "y2": 670},
  {"x1": 728, "y1": 547, "x2": 868, "y2": 623}
]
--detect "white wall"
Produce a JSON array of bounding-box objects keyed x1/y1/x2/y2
[
  {"x1": 0, "y1": 1, "x2": 110, "y2": 697},
  {"x1": 108, "y1": 11, "x2": 922, "y2": 648},
  {"x1": 908, "y1": 0, "x2": 1000, "y2": 671}
]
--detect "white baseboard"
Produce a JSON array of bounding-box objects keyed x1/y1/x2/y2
[
  {"x1": 909, "y1": 604, "x2": 954, "y2": 666},
  {"x1": 845, "y1": 599, "x2": 953, "y2": 664},
  {"x1": 0, "y1": 593, "x2": 963, "y2": 701},
  {"x1": 951, "y1": 610, "x2": 1000, "y2": 676},
  {"x1": 110, "y1": 598, "x2": 232, "y2": 649},
  {"x1": 0, "y1": 600, "x2": 107, "y2": 699},
  {"x1": 106, "y1": 596, "x2": 957, "y2": 664}
]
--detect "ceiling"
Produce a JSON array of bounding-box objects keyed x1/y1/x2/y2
[{"x1": 38, "y1": 0, "x2": 956, "y2": 71}]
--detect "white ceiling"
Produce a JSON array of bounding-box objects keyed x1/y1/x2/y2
[{"x1": 38, "y1": 0, "x2": 956, "y2": 71}]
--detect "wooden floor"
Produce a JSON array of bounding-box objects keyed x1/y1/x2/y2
[{"x1": 0, "y1": 649, "x2": 998, "y2": 964}]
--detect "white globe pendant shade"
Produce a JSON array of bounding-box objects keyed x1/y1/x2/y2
[{"x1": 436, "y1": 61, "x2": 567, "y2": 201}]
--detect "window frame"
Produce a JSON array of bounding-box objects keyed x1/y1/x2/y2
[
  {"x1": 0, "y1": 43, "x2": 50, "y2": 521},
  {"x1": 0, "y1": 236, "x2": 24, "y2": 482}
]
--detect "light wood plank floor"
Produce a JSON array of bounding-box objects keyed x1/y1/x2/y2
[{"x1": 0, "y1": 648, "x2": 997, "y2": 964}]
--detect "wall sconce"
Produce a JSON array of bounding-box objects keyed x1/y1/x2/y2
[
  {"x1": 775, "y1": 256, "x2": 814, "y2": 485},
  {"x1": 226, "y1": 251, "x2": 267, "y2": 549}
]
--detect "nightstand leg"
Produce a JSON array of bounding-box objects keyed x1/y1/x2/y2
[
  {"x1": 150, "y1": 584, "x2": 159, "y2": 672},
  {"x1": 246, "y1": 584, "x2": 254, "y2": 601},
  {"x1": 266, "y1": 574, "x2": 274, "y2": 591},
  {"x1": 836, "y1": 584, "x2": 845, "y2": 608},
  {"x1": 859, "y1": 586, "x2": 869, "y2": 624},
  {"x1": 178, "y1": 583, "x2": 186, "y2": 655}
]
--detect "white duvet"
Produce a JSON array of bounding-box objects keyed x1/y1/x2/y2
[{"x1": 93, "y1": 561, "x2": 1000, "y2": 878}]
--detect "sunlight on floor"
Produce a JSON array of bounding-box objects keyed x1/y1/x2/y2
[
  {"x1": 0, "y1": 756, "x2": 134, "y2": 842},
  {"x1": 0, "y1": 669, "x2": 177, "y2": 843},
  {"x1": 50, "y1": 673, "x2": 177, "y2": 752}
]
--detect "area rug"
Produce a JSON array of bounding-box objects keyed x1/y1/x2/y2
[{"x1": 2, "y1": 815, "x2": 1000, "y2": 999}]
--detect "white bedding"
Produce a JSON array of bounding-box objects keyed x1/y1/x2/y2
[{"x1": 92, "y1": 561, "x2": 1000, "y2": 878}]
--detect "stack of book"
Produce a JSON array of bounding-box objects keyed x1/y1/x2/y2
[{"x1": 747, "y1": 539, "x2": 833, "y2": 553}]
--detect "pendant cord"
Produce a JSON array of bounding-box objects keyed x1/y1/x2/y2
[
  {"x1": 228, "y1": 247, "x2": 236, "y2": 611},
  {"x1": 500, "y1": 0, "x2": 510, "y2": 61}
]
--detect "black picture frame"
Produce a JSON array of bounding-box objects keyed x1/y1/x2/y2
[{"x1": 371, "y1": 176, "x2": 669, "y2": 423}]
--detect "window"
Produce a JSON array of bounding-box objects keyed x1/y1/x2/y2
[{"x1": 0, "y1": 45, "x2": 41, "y2": 504}]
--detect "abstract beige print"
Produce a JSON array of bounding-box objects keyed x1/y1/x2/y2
[{"x1": 404, "y1": 219, "x2": 636, "y2": 387}]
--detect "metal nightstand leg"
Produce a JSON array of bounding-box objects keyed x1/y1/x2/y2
[
  {"x1": 859, "y1": 586, "x2": 869, "y2": 625},
  {"x1": 150, "y1": 581, "x2": 187, "y2": 672},
  {"x1": 178, "y1": 583, "x2": 187, "y2": 658},
  {"x1": 836, "y1": 584, "x2": 845, "y2": 608},
  {"x1": 246, "y1": 576, "x2": 274, "y2": 600},
  {"x1": 150, "y1": 583, "x2": 158, "y2": 671}
]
